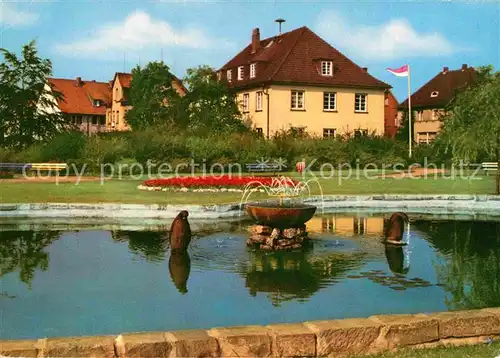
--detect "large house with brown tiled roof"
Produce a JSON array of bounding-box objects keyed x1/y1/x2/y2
[
  {"x1": 217, "y1": 26, "x2": 391, "y2": 138},
  {"x1": 106, "y1": 72, "x2": 187, "y2": 132},
  {"x1": 400, "y1": 64, "x2": 476, "y2": 144},
  {"x1": 46, "y1": 77, "x2": 111, "y2": 135}
]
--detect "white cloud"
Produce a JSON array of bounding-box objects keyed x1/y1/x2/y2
[
  {"x1": 54, "y1": 11, "x2": 232, "y2": 58},
  {"x1": 316, "y1": 11, "x2": 459, "y2": 61},
  {"x1": 0, "y1": 2, "x2": 38, "y2": 27}
]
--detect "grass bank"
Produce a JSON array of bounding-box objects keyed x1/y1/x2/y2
[
  {"x1": 0, "y1": 173, "x2": 495, "y2": 205},
  {"x1": 367, "y1": 341, "x2": 500, "y2": 357}
]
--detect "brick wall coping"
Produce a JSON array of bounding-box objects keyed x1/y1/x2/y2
[
  {"x1": 0, "y1": 195, "x2": 500, "y2": 219},
  {"x1": 1, "y1": 308, "x2": 499, "y2": 357}
]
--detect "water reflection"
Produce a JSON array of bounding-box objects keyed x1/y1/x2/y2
[
  {"x1": 112, "y1": 231, "x2": 168, "y2": 262},
  {"x1": 0, "y1": 230, "x2": 60, "y2": 288},
  {"x1": 2, "y1": 216, "x2": 500, "y2": 314},
  {"x1": 239, "y1": 248, "x2": 365, "y2": 306},
  {"x1": 168, "y1": 251, "x2": 191, "y2": 294},
  {"x1": 415, "y1": 220, "x2": 500, "y2": 310},
  {"x1": 384, "y1": 245, "x2": 409, "y2": 274}
]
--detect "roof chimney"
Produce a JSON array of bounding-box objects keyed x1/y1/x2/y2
[
  {"x1": 362, "y1": 67, "x2": 368, "y2": 72},
  {"x1": 76, "y1": 77, "x2": 82, "y2": 86},
  {"x1": 251, "y1": 28, "x2": 260, "y2": 54},
  {"x1": 442, "y1": 67, "x2": 449, "y2": 74},
  {"x1": 461, "y1": 64, "x2": 468, "y2": 71}
]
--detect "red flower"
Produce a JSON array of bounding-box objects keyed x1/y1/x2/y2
[{"x1": 142, "y1": 175, "x2": 298, "y2": 188}]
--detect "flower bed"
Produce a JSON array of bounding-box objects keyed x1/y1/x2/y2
[{"x1": 138, "y1": 175, "x2": 299, "y2": 192}]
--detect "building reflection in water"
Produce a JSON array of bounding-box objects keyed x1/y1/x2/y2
[
  {"x1": 308, "y1": 215, "x2": 385, "y2": 237},
  {"x1": 308, "y1": 214, "x2": 411, "y2": 274}
]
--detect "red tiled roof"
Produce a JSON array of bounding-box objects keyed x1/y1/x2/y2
[
  {"x1": 219, "y1": 26, "x2": 390, "y2": 90},
  {"x1": 400, "y1": 65, "x2": 477, "y2": 109},
  {"x1": 48, "y1": 78, "x2": 112, "y2": 115},
  {"x1": 113, "y1": 71, "x2": 187, "y2": 94},
  {"x1": 116, "y1": 73, "x2": 132, "y2": 88}
]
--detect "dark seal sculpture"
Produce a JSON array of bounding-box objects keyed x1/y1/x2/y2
[
  {"x1": 384, "y1": 212, "x2": 409, "y2": 246},
  {"x1": 169, "y1": 210, "x2": 192, "y2": 252}
]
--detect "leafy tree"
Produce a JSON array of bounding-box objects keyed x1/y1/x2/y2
[
  {"x1": 439, "y1": 65, "x2": 500, "y2": 193},
  {"x1": 0, "y1": 41, "x2": 66, "y2": 149},
  {"x1": 180, "y1": 65, "x2": 248, "y2": 134},
  {"x1": 395, "y1": 109, "x2": 414, "y2": 144},
  {"x1": 125, "y1": 61, "x2": 180, "y2": 130}
]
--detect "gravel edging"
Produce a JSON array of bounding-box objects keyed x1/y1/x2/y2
[{"x1": 0, "y1": 195, "x2": 500, "y2": 219}]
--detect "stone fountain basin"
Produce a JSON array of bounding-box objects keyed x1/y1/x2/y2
[{"x1": 246, "y1": 203, "x2": 317, "y2": 228}]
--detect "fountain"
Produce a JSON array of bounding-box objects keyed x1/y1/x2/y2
[{"x1": 240, "y1": 176, "x2": 323, "y2": 251}]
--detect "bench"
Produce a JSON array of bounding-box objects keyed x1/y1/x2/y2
[
  {"x1": 482, "y1": 162, "x2": 498, "y2": 174},
  {"x1": 30, "y1": 163, "x2": 68, "y2": 172},
  {"x1": 0, "y1": 163, "x2": 68, "y2": 174},
  {"x1": 246, "y1": 163, "x2": 286, "y2": 175}
]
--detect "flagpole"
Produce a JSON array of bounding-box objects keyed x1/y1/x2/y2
[{"x1": 408, "y1": 64, "x2": 412, "y2": 158}]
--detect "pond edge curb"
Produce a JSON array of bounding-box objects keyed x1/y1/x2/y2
[{"x1": 1, "y1": 308, "x2": 499, "y2": 357}]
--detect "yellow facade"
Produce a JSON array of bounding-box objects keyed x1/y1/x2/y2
[
  {"x1": 106, "y1": 76, "x2": 186, "y2": 132},
  {"x1": 414, "y1": 109, "x2": 442, "y2": 144},
  {"x1": 106, "y1": 76, "x2": 131, "y2": 131},
  {"x1": 237, "y1": 85, "x2": 385, "y2": 137}
]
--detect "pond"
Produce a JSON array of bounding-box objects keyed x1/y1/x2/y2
[{"x1": 1, "y1": 212, "x2": 500, "y2": 340}]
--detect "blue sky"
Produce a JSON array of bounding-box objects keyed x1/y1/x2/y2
[{"x1": 1, "y1": 0, "x2": 499, "y2": 102}]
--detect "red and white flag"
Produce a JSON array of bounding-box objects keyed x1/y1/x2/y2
[{"x1": 386, "y1": 64, "x2": 409, "y2": 77}]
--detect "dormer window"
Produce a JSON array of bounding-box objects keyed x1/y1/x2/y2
[
  {"x1": 94, "y1": 100, "x2": 101, "y2": 107},
  {"x1": 227, "y1": 70, "x2": 232, "y2": 82},
  {"x1": 430, "y1": 91, "x2": 439, "y2": 98},
  {"x1": 250, "y1": 63, "x2": 256, "y2": 79},
  {"x1": 321, "y1": 61, "x2": 333, "y2": 76},
  {"x1": 238, "y1": 66, "x2": 244, "y2": 81}
]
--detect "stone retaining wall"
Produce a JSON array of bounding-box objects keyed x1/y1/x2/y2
[
  {"x1": 2, "y1": 308, "x2": 500, "y2": 357},
  {"x1": 1, "y1": 195, "x2": 500, "y2": 220}
]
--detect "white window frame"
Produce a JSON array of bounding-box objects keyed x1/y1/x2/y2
[
  {"x1": 354, "y1": 93, "x2": 367, "y2": 113},
  {"x1": 227, "y1": 70, "x2": 232, "y2": 82},
  {"x1": 217, "y1": 72, "x2": 222, "y2": 81},
  {"x1": 323, "y1": 128, "x2": 336, "y2": 138},
  {"x1": 291, "y1": 90, "x2": 305, "y2": 110},
  {"x1": 323, "y1": 92, "x2": 337, "y2": 111},
  {"x1": 242, "y1": 93, "x2": 249, "y2": 112},
  {"x1": 256, "y1": 91, "x2": 263, "y2": 111},
  {"x1": 250, "y1": 63, "x2": 256, "y2": 79},
  {"x1": 238, "y1": 66, "x2": 244, "y2": 81},
  {"x1": 321, "y1": 61, "x2": 333, "y2": 76}
]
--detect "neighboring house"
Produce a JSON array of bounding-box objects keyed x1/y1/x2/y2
[
  {"x1": 106, "y1": 72, "x2": 187, "y2": 132},
  {"x1": 399, "y1": 64, "x2": 476, "y2": 144},
  {"x1": 47, "y1": 77, "x2": 111, "y2": 135},
  {"x1": 217, "y1": 26, "x2": 391, "y2": 138},
  {"x1": 384, "y1": 90, "x2": 400, "y2": 139}
]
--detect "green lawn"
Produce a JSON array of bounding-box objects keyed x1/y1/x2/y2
[
  {"x1": 0, "y1": 172, "x2": 496, "y2": 204},
  {"x1": 366, "y1": 341, "x2": 500, "y2": 357}
]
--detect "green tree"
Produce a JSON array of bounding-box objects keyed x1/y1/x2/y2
[
  {"x1": 439, "y1": 65, "x2": 500, "y2": 193},
  {"x1": 125, "y1": 61, "x2": 180, "y2": 130},
  {"x1": 395, "y1": 109, "x2": 414, "y2": 144},
  {"x1": 0, "y1": 41, "x2": 66, "y2": 149},
  {"x1": 181, "y1": 65, "x2": 248, "y2": 134}
]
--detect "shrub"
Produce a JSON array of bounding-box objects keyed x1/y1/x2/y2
[{"x1": 40, "y1": 131, "x2": 86, "y2": 162}]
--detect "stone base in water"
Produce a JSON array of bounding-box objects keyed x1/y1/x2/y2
[{"x1": 246, "y1": 224, "x2": 311, "y2": 251}]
